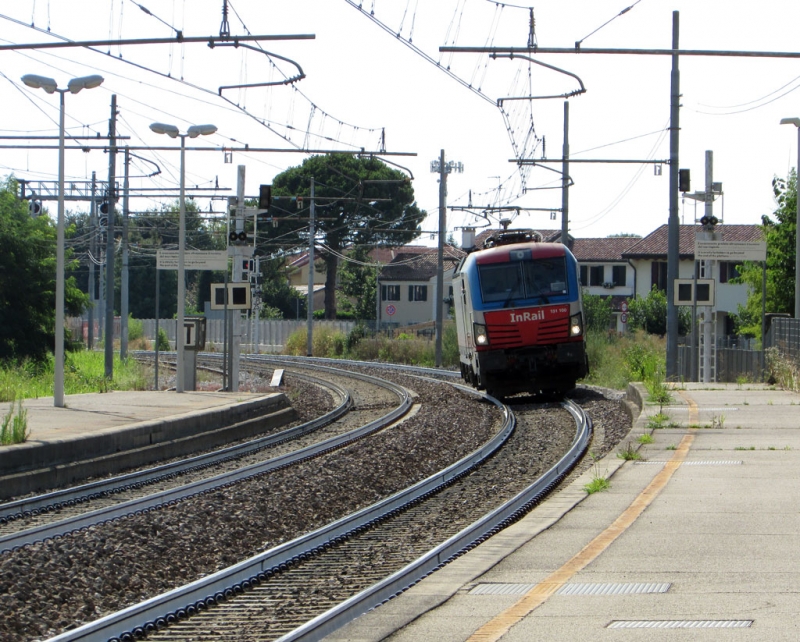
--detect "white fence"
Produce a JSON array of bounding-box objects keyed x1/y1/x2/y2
[{"x1": 139, "y1": 318, "x2": 356, "y2": 354}]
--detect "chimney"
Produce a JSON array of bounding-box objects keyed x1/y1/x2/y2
[{"x1": 462, "y1": 226, "x2": 475, "y2": 250}]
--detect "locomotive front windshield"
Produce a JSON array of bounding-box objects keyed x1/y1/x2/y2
[{"x1": 478, "y1": 255, "x2": 568, "y2": 305}]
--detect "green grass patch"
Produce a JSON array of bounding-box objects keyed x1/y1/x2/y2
[
  {"x1": 617, "y1": 442, "x2": 642, "y2": 461},
  {"x1": 283, "y1": 321, "x2": 460, "y2": 368},
  {"x1": 647, "y1": 412, "x2": 673, "y2": 429},
  {"x1": 582, "y1": 329, "x2": 672, "y2": 395},
  {"x1": 637, "y1": 433, "x2": 654, "y2": 444},
  {"x1": 1, "y1": 398, "x2": 29, "y2": 444},
  {"x1": 584, "y1": 475, "x2": 611, "y2": 494},
  {"x1": 0, "y1": 351, "x2": 149, "y2": 401}
]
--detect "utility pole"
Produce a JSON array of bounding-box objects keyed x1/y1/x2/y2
[
  {"x1": 561, "y1": 100, "x2": 570, "y2": 246},
  {"x1": 666, "y1": 11, "x2": 681, "y2": 380},
  {"x1": 436, "y1": 150, "x2": 446, "y2": 367},
  {"x1": 104, "y1": 94, "x2": 118, "y2": 379},
  {"x1": 88, "y1": 172, "x2": 97, "y2": 350},
  {"x1": 307, "y1": 177, "x2": 315, "y2": 357},
  {"x1": 120, "y1": 147, "x2": 130, "y2": 360},
  {"x1": 431, "y1": 151, "x2": 463, "y2": 367},
  {"x1": 230, "y1": 165, "x2": 246, "y2": 391}
]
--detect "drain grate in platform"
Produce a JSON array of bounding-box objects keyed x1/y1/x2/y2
[
  {"x1": 469, "y1": 582, "x2": 670, "y2": 596},
  {"x1": 635, "y1": 460, "x2": 742, "y2": 465},
  {"x1": 557, "y1": 582, "x2": 670, "y2": 596},
  {"x1": 469, "y1": 583, "x2": 538, "y2": 595},
  {"x1": 608, "y1": 620, "x2": 752, "y2": 629}
]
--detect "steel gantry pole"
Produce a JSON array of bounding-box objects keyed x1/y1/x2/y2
[
  {"x1": 436, "y1": 150, "x2": 446, "y2": 367},
  {"x1": 104, "y1": 95, "x2": 117, "y2": 380},
  {"x1": 780, "y1": 118, "x2": 800, "y2": 318},
  {"x1": 666, "y1": 11, "x2": 681, "y2": 380},
  {"x1": 562, "y1": 100, "x2": 570, "y2": 245}
]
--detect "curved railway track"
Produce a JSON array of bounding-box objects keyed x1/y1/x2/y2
[
  {"x1": 0, "y1": 365, "x2": 411, "y2": 551},
  {"x1": 42, "y1": 386, "x2": 590, "y2": 642},
  {"x1": 0, "y1": 358, "x2": 625, "y2": 642}
]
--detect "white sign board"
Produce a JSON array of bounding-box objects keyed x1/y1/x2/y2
[
  {"x1": 694, "y1": 240, "x2": 766, "y2": 262},
  {"x1": 157, "y1": 250, "x2": 228, "y2": 270}
]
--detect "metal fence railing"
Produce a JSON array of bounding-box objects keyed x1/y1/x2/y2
[
  {"x1": 765, "y1": 316, "x2": 800, "y2": 363},
  {"x1": 677, "y1": 317, "x2": 800, "y2": 383}
]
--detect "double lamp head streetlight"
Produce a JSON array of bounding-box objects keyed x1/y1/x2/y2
[
  {"x1": 21, "y1": 73, "x2": 104, "y2": 408},
  {"x1": 149, "y1": 121, "x2": 217, "y2": 393}
]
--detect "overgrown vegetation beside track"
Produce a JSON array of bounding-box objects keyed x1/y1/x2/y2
[
  {"x1": 0, "y1": 351, "x2": 148, "y2": 402},
  {"x1": 576, "y1": 329, "x2": 668, "y2": 393}
]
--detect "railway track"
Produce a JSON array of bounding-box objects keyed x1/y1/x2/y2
[
  {"x1": 0, "y1": 360, "x2": 506, "y2": 642},
  {"x1": 0, "y1": 358, "x2": 625, "y2": 642},
  {"x1": 0, "y1": 364, "x2": 407, "y2": 550},
  {"x1": 42, "y1": 384, "x2": 590, "y2": 642}
]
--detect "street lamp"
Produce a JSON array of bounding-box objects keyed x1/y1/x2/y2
[
  {"x1": 22, "y1": 73, "x2": 104, "y2": 408},
  {"x1": 780, "y1": 117, "x2": 800, "y2": 319},
  {"x1": 149, "y1": 122, "x2": 217, "y2": 392}
]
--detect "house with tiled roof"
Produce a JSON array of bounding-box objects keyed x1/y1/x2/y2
[
  {"x1": 570, "y1": 236, "x2": 641, "y2": 330},
  {"x1": 285, "y1": 245, "x2": 433, "y2": 311},
  {"x1": 622, "y1": 224, "x2": 764, "y2": 336},
  {"x1": 377, "y1": 246, "x2": 466, "y2": 326}
]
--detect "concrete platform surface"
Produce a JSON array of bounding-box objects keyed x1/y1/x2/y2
[
  {"x1": 331, "y1": 383, "x2": 800, "y2": 641},
  {"x1": 0, "y1": 390, "x2": 288, "y2": 497},
  {"x1": 10, "y1": 390, "x2": 267, "y2": 443}
]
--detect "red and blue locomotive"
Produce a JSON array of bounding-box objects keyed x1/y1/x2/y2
[{"x1": 453, "y1": 229, "x2": 589, "y2": 397}]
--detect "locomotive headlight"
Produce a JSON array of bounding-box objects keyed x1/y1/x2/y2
[
  {"x1": 474, "y1": 323, "x2": 489, "y2": 346},
  {"x1": 569, "y1": 312, "x2": 583, "y2": 337}
]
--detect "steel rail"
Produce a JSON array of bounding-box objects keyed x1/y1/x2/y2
[
  {"x1": 245, "y1": 353, "x2": 462, "y2": 379},
  {"x1": 44, "y1": 384, "x2": 513, "y2": 642},
  {"x1": 280, "y1": 397, "x2": 590, "y2": 642},
  {"x1": 0, "y1": 368, "x2": 411, "y2": 553},
  {"x1": 0, "y1": 370, "x2": 349, "y2": 524}
]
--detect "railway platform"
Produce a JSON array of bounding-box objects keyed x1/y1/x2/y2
[
  {"x1": 333, "y1": 382, "x2": 800, "y2": 641},
  {"x1": 0, "y1": 390, "x2": 293, "y2": 498}
]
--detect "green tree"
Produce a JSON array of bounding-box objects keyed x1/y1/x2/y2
[
  {"x1": 268, "y1": 154, "x2": 424, "y2": 319},
  {"x1": 582, "y1": 291, "x2": 614, "y2": 331},
  {"x1": 257, "y1": 255, "x2": 305, "y2": 319},
  {"x1": 339, "y1": 246, "x2": 378, "y2": 320},
  {"x1": 628, "y1": 286, "x2": 690, "y2": 336},
  {"x1": 0, "y1": 176, "x2": 87, "y2": 362},
  {"x1": 734, "y1": 170, "x2": 796, "y2": 338}
]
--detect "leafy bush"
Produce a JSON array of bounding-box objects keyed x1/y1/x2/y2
[
  {"x1": 346, "y1": 322, "x2": 370, "y2": 352},
  {"x1": 127, "y1": 316, "x2": 144, "y2": 341},
  {"x1": 627, "y1": 286, "x2": 690, "y2": 336},
  {"x1": 156, "y1": 328, "x2": 170, "y2": 352},
  {"x1": 283, "y1": 327, "x2": 347, "y2": 357},
  {"x1": 583, "y1": 292, "x2": 614, "y2": 331},
  {"x1": 582, "y1": 329, "x2": 668, "y2": 391}
]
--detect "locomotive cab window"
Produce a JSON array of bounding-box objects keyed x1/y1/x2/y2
[{"x1": 478, "y1": 256, "x2": 568, "y2": 305}]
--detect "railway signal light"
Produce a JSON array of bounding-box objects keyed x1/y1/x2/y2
[
  {"x1": 28, "y1": 200, "x2": 42, "y2": 216},
  {"x1": 258, "y1": 184, "x2": 271, "y2": 211},
  {"x1": 700, "y1": 214, "x2": 719, "y2": 230},
  {"x1": 679, "y1": 168, "x2": 691, "y2": 193}
]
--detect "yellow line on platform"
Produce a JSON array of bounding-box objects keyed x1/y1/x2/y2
[
  {"x1": 467, "y1": 404, "x2": 697, "y2": 642},
  {"x1": 678, "y1": 390, "x2": 700, "y2": 425}
]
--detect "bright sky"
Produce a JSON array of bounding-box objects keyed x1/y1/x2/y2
[{"x1": 2, "y1": 0, "x2": 800, "y2": 249}]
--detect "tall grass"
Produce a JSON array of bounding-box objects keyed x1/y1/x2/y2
[
  {"x1": 0, "y1": 351, "x2": 149, "y2": 402},
  {"x1": 583, "y1": 329, "x2": 667, "y2": 392},
  {"x1": 283, "y1": 322, "x2": 460, "y2": 368},
  {"x1": 1, "y1": 398, "x2": 28, "y2": 445}
]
